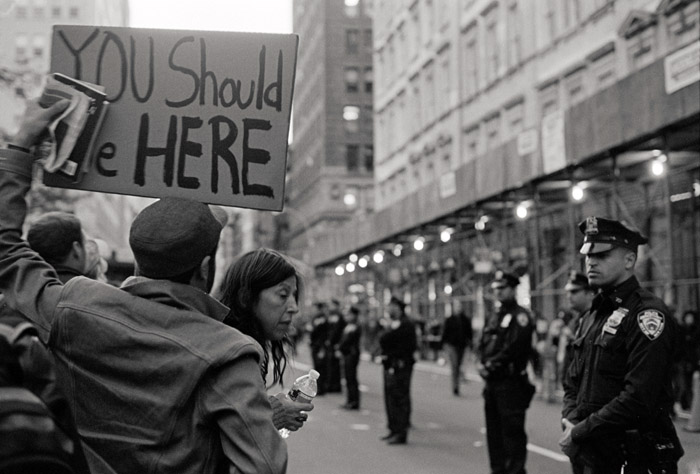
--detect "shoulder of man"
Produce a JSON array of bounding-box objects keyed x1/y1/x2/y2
[{"x1": 623, "y1": 288, "x2": 675, "y2": 342}]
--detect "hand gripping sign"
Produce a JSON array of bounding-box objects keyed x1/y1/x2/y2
[{"x1": 44, "y1": 25, "x2": 298, "y2": 211}]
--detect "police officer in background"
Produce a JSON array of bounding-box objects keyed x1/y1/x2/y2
[
  {"x1": 478, "y1": 270, "x2": 536, "y2": 474},
  {"x1": 560, "y1": 217, "x2": 684, "y2": 474},
  {"x1": 379, "y1": 296, "x2": 417, "y2": 445}
]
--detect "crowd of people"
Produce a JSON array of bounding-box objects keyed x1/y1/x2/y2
[{"x1": 0, "y1": 100, "x2": 696, "y2": 473}]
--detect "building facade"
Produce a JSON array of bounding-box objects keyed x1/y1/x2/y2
[
  {"x1": 285, "y1": 0, "x2": 376, "y2": 303},
  {"x1": 313, "y1": 0, "x2": 699, "y2": 329}
]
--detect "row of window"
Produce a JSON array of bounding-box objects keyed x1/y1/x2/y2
[
  {"x1": 342, "y1": 105, "x2": 373, "y2": 134},
  {"x1": 344, "y1": 144, "x2": 374, "y2": 173},
  {"x1": 345, "y1": 28, "x2": 373, "y2": 55},
  {"x1": 344, "y1": 66, "x2": 373, "y2": 93},
  {"x1": 13, "y1": 34, "x2": 47, "y2": 63},
  {"x1": 12, "y1": 1, "x2": 79, "y2": 20}
]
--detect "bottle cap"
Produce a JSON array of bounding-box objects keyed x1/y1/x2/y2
[{"x1": 309, "y1": 369, "x2": 320, "y2": 380}]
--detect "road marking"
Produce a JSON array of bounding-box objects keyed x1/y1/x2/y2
[
  {"x1": 350, "y1": 424, "x2": 371, "y2": 430},
  {"x1": 527, "y1": 443, "x2": 569, "y2": 463}
]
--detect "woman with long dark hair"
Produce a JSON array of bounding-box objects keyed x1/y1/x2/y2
[{"x1": 218, "y1": 248, "x2": 313, "y2": 433}]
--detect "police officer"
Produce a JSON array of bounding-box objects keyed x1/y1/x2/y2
[
  {"x1": 379, "y1": 296, "x2": 417, "y2": 445},
  {"x1": 479, "y1": 270, "x2": 536, "y2": 474},
  {"x1": 560, "y1": 217, "x2": 684, "y2": 474}
]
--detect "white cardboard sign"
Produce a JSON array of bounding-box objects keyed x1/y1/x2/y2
[{"x1": 45, "y1": 25, "x2": 298, "y2": 211}]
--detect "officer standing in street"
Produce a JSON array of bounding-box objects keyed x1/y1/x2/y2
[
  {"x1": 379, "y1": 296, "x2": 417, "y2": 445},
  {"x1": 478, "y1": 270, "x2": 536, "y2": 474},
  {"x1": 560, "y1": 217, "x2": 684, "y2": 474}
]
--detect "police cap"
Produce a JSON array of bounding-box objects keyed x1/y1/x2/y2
[{"x1": 578, "y1": 216, "x2": 648, "y2": 255}]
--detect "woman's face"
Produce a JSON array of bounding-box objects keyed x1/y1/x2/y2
[{"x1": 253, "y1": 275, "x2": 299, "y2": 341}]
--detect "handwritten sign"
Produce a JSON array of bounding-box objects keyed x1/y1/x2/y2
[{"x1": 44, "y1": 25, "x2": 298, "y2": 210}]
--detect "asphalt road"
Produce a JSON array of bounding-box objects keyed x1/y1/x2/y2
[{"x1": 279, "y1": 345, "x2": 700, "y2": 474}]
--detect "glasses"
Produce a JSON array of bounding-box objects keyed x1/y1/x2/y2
[
  {"x1": 492, "y1": 285, "x2": 508, "y2": 291},
  {"x1": 567, "y1": 288, "x2": 584, "y2": 294}
]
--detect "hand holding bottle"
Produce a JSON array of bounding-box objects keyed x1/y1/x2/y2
[{"x1": 279, "y1": 369, "x2": 320, "y2": 438}]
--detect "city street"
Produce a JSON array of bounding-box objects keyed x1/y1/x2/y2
[{"x1": 282, "y1": 345, "x2": 700, "y2": 474}]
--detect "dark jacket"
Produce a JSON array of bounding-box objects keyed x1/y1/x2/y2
[
  {"x1": 0, "y1": 147, "x2": 287, "y2": 474},
  {"x1": 479, "y1": 300, "x2": 533, "y2": 380},
  {"x1": 441, "y1": 311, "x2": 473, "y2": 349},
  {"x1": 562, "y1": 276, "x2": 682, "y2": 462},
  {"x1": 380, "y1": 317, "x2": 417, "y2": 364}
]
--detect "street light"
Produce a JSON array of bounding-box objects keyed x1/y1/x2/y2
[
  {"x1": 571, "y1": 183, "x2": 584, "y2": 201},
  {"x1": 373, "y1": 250, "x2": 384, "y2": 264},
  {"x1": 413, "y1": 236, "x2": 425, "y2": 251}
]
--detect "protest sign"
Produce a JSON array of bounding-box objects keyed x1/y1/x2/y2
[{"x1": 44, "y1": 25, "x2": 298, "y2": 210}]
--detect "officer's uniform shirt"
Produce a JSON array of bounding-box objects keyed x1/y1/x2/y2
[
  {"x1": 562, "y1": 275, "x2": 678, "y2": 444},
  {"x1": 480, "y1": 300, "x2": 534, "y2": 379}
]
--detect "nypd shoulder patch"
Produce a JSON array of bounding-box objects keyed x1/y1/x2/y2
[{"x1": 637, "y1": 310, "x2": 665, "y2": 340}]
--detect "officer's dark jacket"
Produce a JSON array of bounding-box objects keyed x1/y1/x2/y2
[
  {"x1": 562, "y1": 276, "x2": 679, "y2": 444},
  {"x1": 479, "y1": 300, "x2": 533, "y2": 378},
  {"x1": 380, "y1": 317, "x2": 417, "y2": 363}
]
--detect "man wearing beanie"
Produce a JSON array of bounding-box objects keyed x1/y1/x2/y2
[{"x1": 0, "y1": 102, "x2": 287, "y2": 472}]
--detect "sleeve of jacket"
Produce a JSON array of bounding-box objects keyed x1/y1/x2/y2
[
  {"x1": 201, "y1": 350, "x2": 288, "y2": 474},
  {"x1": 0, "y1": 149, "x2": 64, "y2": 343},
  {"x1": 571, "y1": 307, "x2": 676, "y2": 442},
  {"x1": 561, "y1": 354, "x2": 580, "y2": 422}
]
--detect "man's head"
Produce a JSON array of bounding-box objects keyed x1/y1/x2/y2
[
  {"x1": 578, "y1": 217, "x2": 647, "y2": 289},
  {"x1": 27, "y1": 211, "x2": 86, "y2": 272},
  {"x1": 491, "y1": 270, "x2": 519, "y2": 304},
  {"x1": 388, "y1": 296, "x2": 406, "y2": 320},
  {"x1": 129, "y1": 198, "x2": 227, "y2": 291},
  {"x1": 565, "y1": 270, "x2": 595, "y2": 313}
]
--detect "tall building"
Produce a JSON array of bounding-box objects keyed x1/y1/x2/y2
[
  {"x1": 313, "y1": 0, "x2": 699, "y2": 326},
  {"x1": 286, "y1": 0, "x2": 376, "y2": 301}
]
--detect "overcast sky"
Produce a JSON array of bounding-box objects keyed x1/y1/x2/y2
[{"x1": 128, "y1": 0, "x2": 293, "y2": 33}]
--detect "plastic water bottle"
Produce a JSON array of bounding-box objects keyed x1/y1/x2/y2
[{"x1": 279, "y1": 369, "x2": 320, "y2": 438}]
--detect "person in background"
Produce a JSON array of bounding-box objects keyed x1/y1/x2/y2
[
  {"x1": 218, "y1": 248, "x2": 314, "y2": 434},
  {"x1": 0, "y1": 99, "x2": 287, "y2": 473},
  {"x1": 309, "y1": 301, "x2": 329, "y2": 395},
  {"x1": 337, "y1": 305, "x2": 362, "y2": 410},
  {"x1": 440, "y1": 299, "x2": 473, "y2": 396},
  {"x1": 379, "y1": 296, "x2": 417, "y2": 445},
  {"x1": 478, "y1": 270, "x2": 536, "y2": 474},
  {"x1": 677, "y1": 309, "x2": 700, "y2": 411},
  {"x1": 324, "y1": 298, "x2": 346, "y2": 393},
  {"x1": 560, "y1": 217, "x2": 683, "y2": 474},
  {"x1": 542, "y1": 308, "x2": 571, "y2": 403},
  {"x1": 558, "y1": 271, "x2": 596, "y2": 400}
]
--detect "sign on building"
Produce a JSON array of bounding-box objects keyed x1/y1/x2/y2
[
  {"x1": 45, "y1": 25, "x2": 298, "y2": 211},
  {"x1": 664, "y1": 40, "x2": 700, "y2": 95}
]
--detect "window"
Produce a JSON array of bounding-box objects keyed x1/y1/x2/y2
[
  {"x1": 364, "y1": 66, "x2": 373, "y2": 94},
  {"x1": 544, "y1": 0, "x2": 558, "y2": 43},
  {"x1": 32, "y1": 36, "x2": 45, "y2": 59},
  {"x1": 506, "y1": 1, "x2": 522, "y2": 68},
  {"x1": 343, "y1": 106, "x2": 360, "y2": 133},
  {"x1": 15, "y1": 35, "x2": 28, "y2": 62},
  {"x1": 345, "y1": 67, "x2": 360, "y2": 93},
  {"x1": 364, "y1": 145, "x2": 374, "y2": 172},
  {"x1": 344, "y1": 0, "x2": 359, "y2": 17},
  {"x1": 423, "y1": 61, "x2": 436, "y2": 123},
  {"x1": 438, "y1": 48, "x2": 451, "y2": 115},
  {"x1": 564, "y1": 68, "x2": 586, "y2": 106},
  {"x1": 33, "y1": 0, "x2": 46, "y2": 18},
  {"x1": 464, "y1": 126, "x2": 480, "y2": 162},
  {"x1": 483, "y1": 5, "x2": 500, "y2": 83},
  {"x1": 666, "y1": 1, "x2": 700, "y2": 48},
  {"x1": 68, "y1": 6, "x2": 79, "y2": 18},
  {"x1": 539, "y1": 82, "x2": 559, "y2": 117},
  {"x1": 485, "y1": 114, "x2": 501, "y2": 149},
  {"x1": 591, "y1": 50, "x2": 617, "y2": 90},
  {"x1": 505, "y1": 101, "x2": 524, "y2": 137},
  {"x1": 627, "y1": 26, "x2": 656, "y2": 70},
  {"x1": 462, "y1": 24, "x2": 479, "y2": 98},
  {"x1": 16, "y1": 5, "x2": 27, "y2": 18},
  {"x1": 51, "y1": 5, "x2": 61, "y2": 18},
  {"x1": 409, "y1": 3, "x2": 420, "y2": 59},
  {"x1": 346, "y1": 145, "x2": 360, "y2": 171},
  {"x1": 364, "y1": 29, "x2": 373, "y2": 55},
  {"x1": 346, "y1": 29, "x2": 360, "y2": 54},
  {"x1": 410, "y1": 74, "x2": 422, "y2": 133}
]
